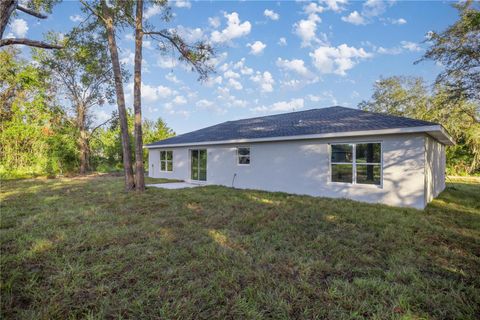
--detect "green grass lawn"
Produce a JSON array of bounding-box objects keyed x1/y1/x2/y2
[{"x1": 1, "y1": 176, "x2": 479, "y2": 319}]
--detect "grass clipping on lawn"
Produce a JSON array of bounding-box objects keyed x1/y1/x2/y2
[{"x1": 1, "y1": 176, "x2": 479, "y2": 319}]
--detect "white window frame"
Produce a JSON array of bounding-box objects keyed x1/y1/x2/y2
[
  {"x1": 236, "y1": 146, "x2": 251, "y2": 166},
  {"x1": 160, "y1": 150, "x2": 173, "y2": 172},
  {"x1": 329, "y1": 142, "x2": 383, "y2": 187}
]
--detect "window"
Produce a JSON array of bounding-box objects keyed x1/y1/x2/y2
[
  {"x1": 160, "y1": 150, "x2": 173, "y2": 172},
  {"x1": 237, "y1": 147, "x2": 250, "y2": 165},
  {"x1": 330, "y1": 143, "x2": 381, "y2": 185}
]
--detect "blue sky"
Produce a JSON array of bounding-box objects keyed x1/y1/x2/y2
[{"x1": 7, "y1": 0, "x2": 459, "y2": 134}]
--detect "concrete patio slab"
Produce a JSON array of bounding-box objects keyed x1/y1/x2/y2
[{"x1": 146, "y1": 182, "x2": 203, "y2": 189}]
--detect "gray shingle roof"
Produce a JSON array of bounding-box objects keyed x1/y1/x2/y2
[{"x1": 147, "y1": 106, "x2": 439, "y2": 147}]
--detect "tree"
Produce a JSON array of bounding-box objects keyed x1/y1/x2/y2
[
  {"x1": 0, "y1": 48, "x2": 76, "y2": 178},
  {"x1": 133, "y1": 0, "x2": 145, "y2": 190},
  {"x1": 34, "y1": 30, "x2": 116, "y2": 174},
  {"x1": 79, "y1": 0, "x2": 136, "y2": 190},
  {"x1": 417, "y1": 0, "x2": 480, "y2": 107},
  {"x1": 0, "y1": 0, "x2": 61, "y2": 49},
  {"x1": 131, "y1": 0, "x2": 214, "y2": 191},
  {"x1": 80, "y1": 0, "x2": 215, "y2": 192},
  {"x1": 359, "y1": 76, "x2": 480, "y2": 174},
  {"x1": 358, "y1": 76, "x2": 429, "y2": 118}
]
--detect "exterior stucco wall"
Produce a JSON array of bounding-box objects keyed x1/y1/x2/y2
[
  {"x1": 424, "y1": 135, "x2": 446, "y2": 204},
  {"x1": 149, "y1": 133, "x2": 428, "y2": 209}
]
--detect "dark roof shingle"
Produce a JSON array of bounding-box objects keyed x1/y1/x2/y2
[{"x1": 147, "y1": 106, "x2": 438, "y2": 147}]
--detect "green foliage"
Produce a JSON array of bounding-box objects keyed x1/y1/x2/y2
[
  {"x1": 0, "y1": 48, "x2": 77, "y2": 179},
  {"x1": 90, "y1": 110, "x2": 175, "y2": 173},
  {"x1": 1, "y1": 175, "x2": 479, "y2": 318},
  {"x1": 418, "y1": 0, "x2": 480, "y2": 102},
  {"x1": 360, "y1": 76, "x2": 479, "y2": 175},
  {"x1": 0, "y1": 49, "x2": 174, "y2": 179}
]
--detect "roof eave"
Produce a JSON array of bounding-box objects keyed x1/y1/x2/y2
[{"x1": 145, "y1": 125, "x2": 455, "y2": 148}]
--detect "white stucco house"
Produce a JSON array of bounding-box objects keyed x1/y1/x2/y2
[{"x1": 146, "y1": 106, "x2": 454, "y2": 209}]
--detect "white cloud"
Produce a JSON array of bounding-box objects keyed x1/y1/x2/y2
[
  {"x1": 208, "y1": 17, "x2": 221, "y2": 29},
  {"x1": 10, "y1": 19, "x2": 28, "y2": 38},
  {"x1": 233, "y1": 58, "x2": 253, "y2": 75},
  {"x1": 342, "y1": 11, "x2": 367, "y2": 25},
  {"x1": 293, "y1": 13, "x2": 326, "y2": 47},
  {"x1": 320, "y1": 0, "x2": 348, "y2": 12},
  {"x1": 196, "y1": 99, "x2": 226, "y2": 114},
  {"x1": 205, "y1": 75, "x2": 223, "y2": 87},
  {"x1": 391, "y1": 18, "x2": 407, "y2": 25},
  {"x1": 164, "y1": 103, "x2": 190, "y2": 117},
  {"x1": 304, "y1": 2, "x2": 325, "y2": 14},
  {"x1": 224, "y1": 70, "x2": 241, "y2": 79},
  {"x1": 247, "y1": 41, "x2": 266, "y2": 55},
  {"x1": 144, "y1": 5, "x2": 162, "y2": 19},
  {"x1": 211, "y1": 12, "x2": 251, "y2": 43},
  {"x1": 157, "y1": 55, "x2": 178, "y2": 68},
  {"x1": 278, "y1": 37, "x2": 287, "y2": 46},
  {"x1": 165, "y1": 73, "x2": 182, "y2": 84},
  {"x1": 309, "y1": 44, "x2": 371, "y2": 75},
  {"x1": 250, "y1": 71, "x2": 274, "y2": 93},
  {"x1": 94, "y1": 110, "x2": 111, "y2": 125},
  {"x1": 362, "y1": 0, "x2": 388, "y2": 18},
  {"x1": 69, "y1": 15, "x2": 83, "y2": 23},
  {"x1": 276, "y1": 58, "x2": 312, "y2": 78},
  {"x1": 143, "y1": 40, "x2": 152, "y2": 49},
  {"x1": 401, "y1": 41, "x2": 421, "y2": 52},
  {"x1": 196, "y1": 99, "x2": 214, "y2": 108},
  {"x1": 307, "y1": 92, "x2": 338, "y2": 105},
  {"x1": 264, "y1": 9, "x2": 279, "y2": 21},
  {"x1": 228, "y1": 78, "x2": 243, "y2": 90},
  {"x1": 341, "y1": 1, "x2": 397, "y2": 26},
  {"x1": 173, "y1": 0, "x2": 191, "y2": 9},
  {"x1": 377, "y1": 46, "x2": 403, "y2": 55},
  {"x1": 120, "y1": 50, "x2": 135, "y2": 66},
  {"x1": 252, "y1": 98, "x2": 304, "y2": 113},
  {"x1": 172, "y1": 95, "x2": 187, "y2": 105},
  {"x1": 126, "y1": 82, "x2": 175, "y2": 103},
  {"x1": 173, "y1": 25, "x2": 204, "y2": 43}
]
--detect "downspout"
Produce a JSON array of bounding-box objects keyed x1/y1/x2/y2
[{"x1": 231, "y1": 173, "x2": 237, "y2": 188}]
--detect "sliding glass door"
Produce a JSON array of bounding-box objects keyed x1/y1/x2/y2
[{"x1": 191, "y1": 149, "x2": 207, "y2": 181}]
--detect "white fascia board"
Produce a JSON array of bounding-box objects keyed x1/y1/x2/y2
[{"x1": 145, "y1": 125, "x2": 454, "y2": 149}]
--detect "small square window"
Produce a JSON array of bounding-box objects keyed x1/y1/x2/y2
[
  {"x1": 237, "y1": 147, "x2": 250, "y2": 165},
  {"x1": 160, "y1": 150, "x2": 173, "y2": 172},
  {"x1": 330, "y1": 143, "x2": 382, "y2": 185}
]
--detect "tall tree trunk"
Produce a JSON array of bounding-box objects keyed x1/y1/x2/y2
[
  {"x1": 133, "y1": 0, "x2": 145, "y2": 191},
  {"x1": 77, "y1": 102, "x2": 89, "y2": 174},
  {"x1": 102, "y1": 1, "x2": 135, "y2": 191},
  {"x1": 0, "y1": 0, "x2": 17, "y2": 39}
]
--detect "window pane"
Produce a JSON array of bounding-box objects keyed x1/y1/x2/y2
[
  {"x1": 356, "y1": 143, "x2": 381, "y2": 163},
  {"x1": 167, "y1": 161, "x2": 173, "y2": 171},
  {"x1": 331, "y1": 144, "x2": 353, "y2": 163},
  {"x1": 356, "y1": 164, "x2": 381, "y2": 185},
  {"x1": 166, "y1": 151, "x2": 173, "y2": 160},
  {"x1": 161, "y1": 161, "x2": 166, "y2": 171},
  {"x1": 160, "y1": 151, "x2": 165, "y2": 160},
  {"x1": 191, "y1": 150, "x2": 198, "y2": 180},
  {"x1": 199, "y1": 168, "x2": 207, "y2": 181},
  {"x1": 331, "y1": 164, "x2": 353, "y2": 183},
  {"x1": 238, "y1": 147, "x2": 250, "y2": 156},
  {"x1": 238, "y1": 156, "x2": 250, "y2": 165}
]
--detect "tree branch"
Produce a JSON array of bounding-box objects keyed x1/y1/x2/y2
[
  {"x1": 78, "y1": 0, "x2": 107, "y2": 24},
  {"x1": 0, "y1": 38, "x2": 62, "y2": 49},
  {"x1": 89, "y1": 115, "x2": 117, "y2": 138},
  {"x1": 16, "y1": 5, "x2": 48, "y2": 19}
]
